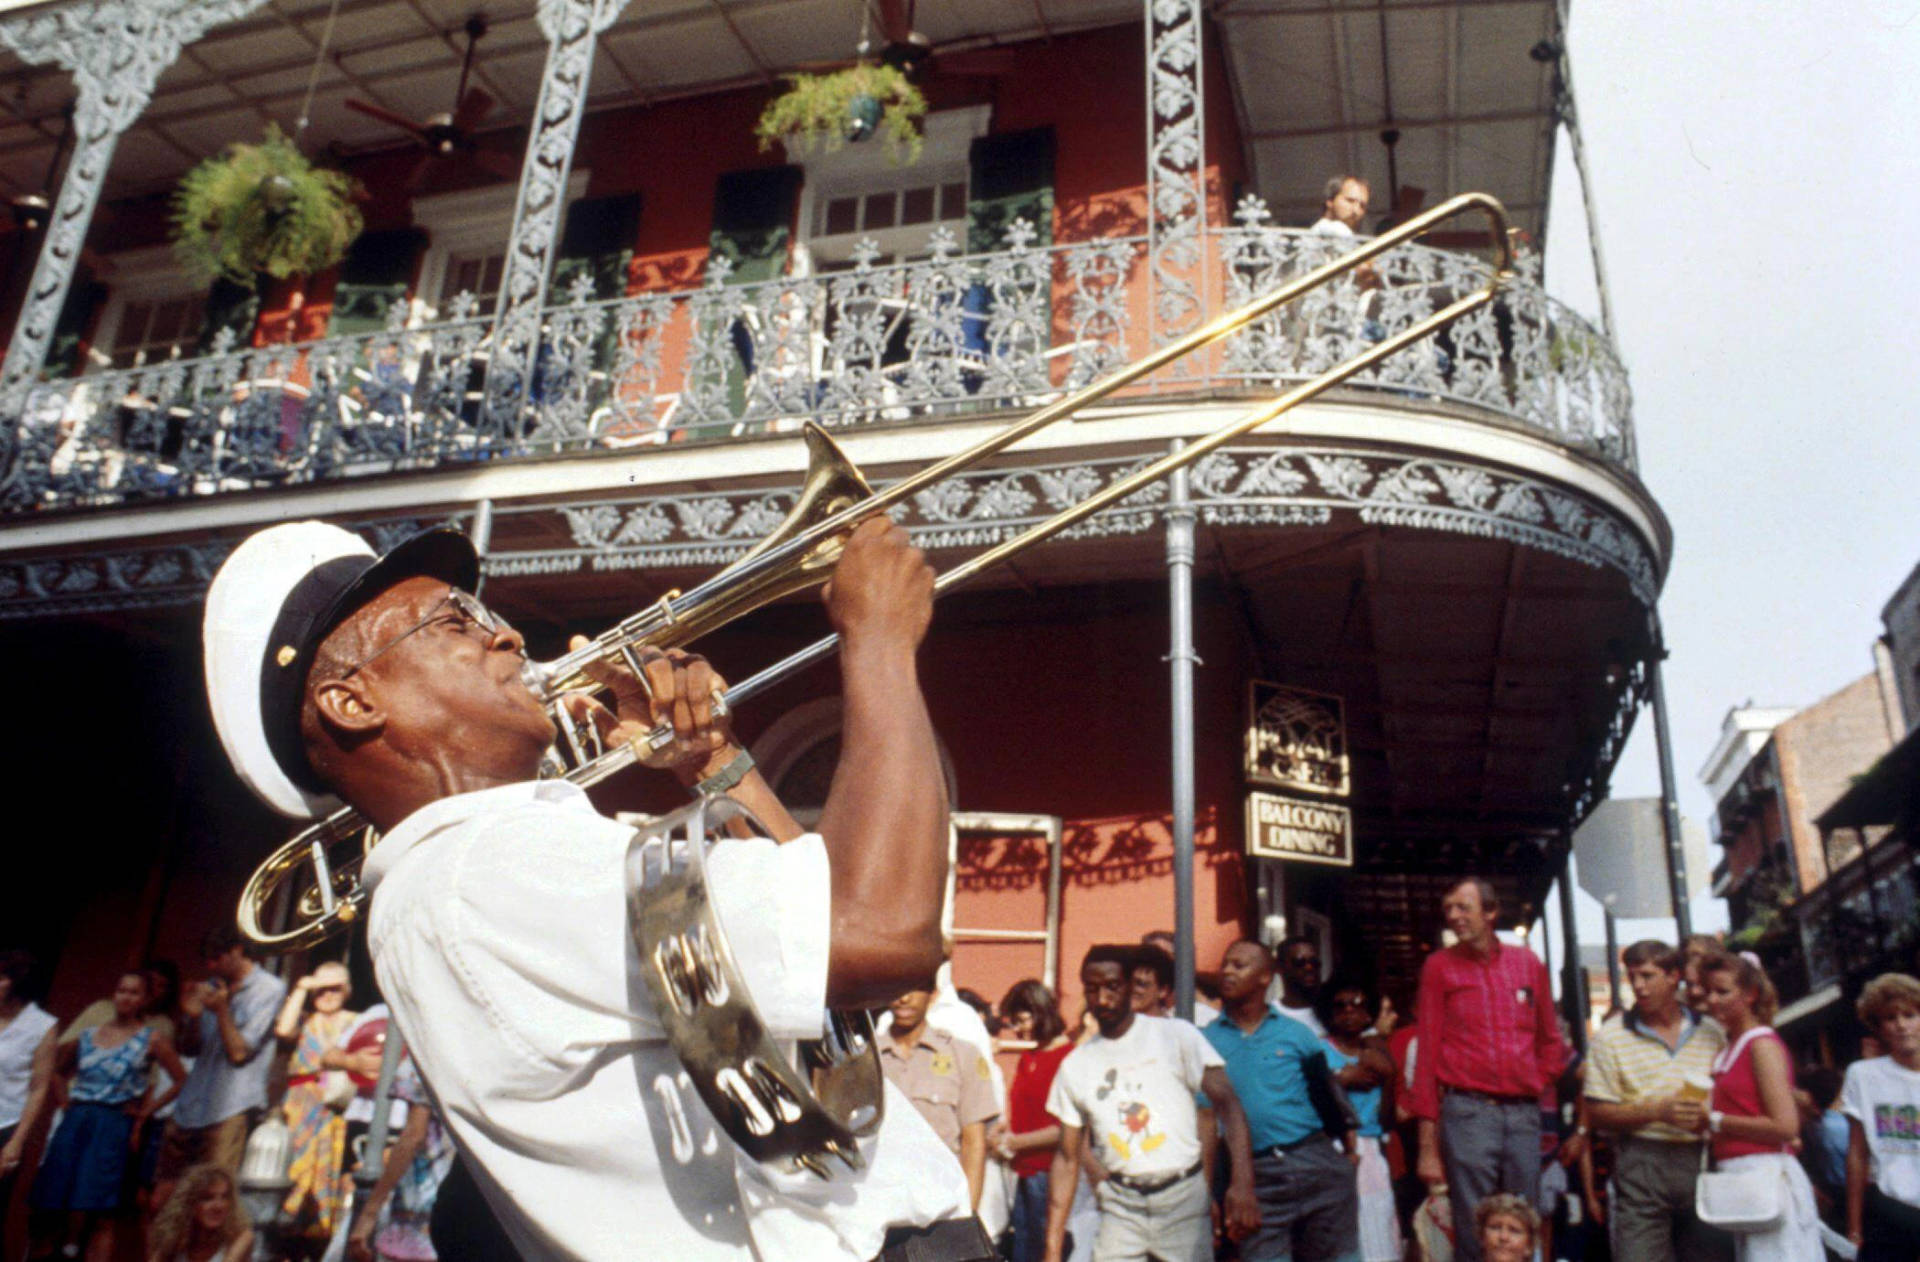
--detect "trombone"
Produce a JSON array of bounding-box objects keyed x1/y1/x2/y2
[{"x1": 238, "y1": 192, "x2": 1516, "y2": 952}]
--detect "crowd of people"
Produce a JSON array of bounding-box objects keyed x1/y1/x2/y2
[
  {"x1": 0, "y1": 931, "x2": 446, "y2": 1262},
  {"x1": 4, "y1": 875, "x2": 1918, "y2": 1262},
  {"x1": 867, "y1": 877, "x2": 1920, "y2": 1262}
]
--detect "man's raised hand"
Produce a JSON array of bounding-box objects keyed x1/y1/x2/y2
[{"x1": 822, "y1": 517, "x2": 934, "y2": 652}]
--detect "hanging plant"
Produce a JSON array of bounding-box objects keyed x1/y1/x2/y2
[
  {"x1": 755, "y1": 64, "x2": 928, "y2": 163},
  {"x1": 171, "y1": 124, "x2": 364, "y2": 286}
]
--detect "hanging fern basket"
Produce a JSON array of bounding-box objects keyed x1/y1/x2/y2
[
  {"x1": 172, "y1": 124, "x2": 364, "y2": 286},
  {"x1": 755, "y1": 64, "x2": 928, "y2": 163}
]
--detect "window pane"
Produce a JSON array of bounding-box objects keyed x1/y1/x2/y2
[
  {"x1": 825, "y1": 196, "x2": 859, "y2": 235},
  {"x1": 116, "y1": 302, "x2": 153, "y2": 353},
  {"x1": 940, "y1": 181, "x2": 967, "y2": 220},
  {"x1": 149, "y1": 299, "x2": 188, "y2": 344},
  {"x1": 900, "y1": 186, "x2": 935, "y2": 225},
  {"x1": 863, "y1": 192, "x2": 896, "y2": 230}
]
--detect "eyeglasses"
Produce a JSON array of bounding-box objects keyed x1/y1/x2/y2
[
  {"x1": 338, "y1": 588, "x2": 500, "y2": 679},
  {"x1": 1332, "y1": 996, "x2": 1370, "y2": 1010}
]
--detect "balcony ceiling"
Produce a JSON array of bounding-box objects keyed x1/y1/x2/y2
[
  {"x1": 0, "y1": 0, "x2": 1136, "y2": 201},
  {"x1": 1214, "y1": 0, "x2": 1559, "y2": 241},
  {"x1": 0, "y1": 0, "x2": 1556, "y2": 242}
]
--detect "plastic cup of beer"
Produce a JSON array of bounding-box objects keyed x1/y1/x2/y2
[{"x1": 1677, "y1": 1072, "x2": 1712, "y2": 1104}]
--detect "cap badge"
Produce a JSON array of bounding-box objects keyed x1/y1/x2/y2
[{"x1": 276, "y1": 645, "x2": 298, "y2": 667}]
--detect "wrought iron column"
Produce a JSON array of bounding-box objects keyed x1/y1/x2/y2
[
  {"x1": 1556, "y1": 848, "x2": 1588, "y2": 1053},
  {"x1": 1145, "y1": 0, "x2": 1208, "y2": 359},
  {"x1": 1647, "y1": 615, "x2": 1694, "y2": 940},
  {"x1": 1166, "y1": 441, "x2": 1198, "y2": 1019},
  {"x1": 1603, "y1": 908, "x2": 1621, "y2": 1013},
  {"x1": 485, "y1": 0, "x2": 632, "y2": 432},
  {"x1": 0, "y1": 1, "x2": 271, "y2": 416}
]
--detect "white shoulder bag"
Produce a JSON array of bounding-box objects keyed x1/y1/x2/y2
[{"x1": 1692, "y1": 1027, "x2": 1786, "y2": 1234}]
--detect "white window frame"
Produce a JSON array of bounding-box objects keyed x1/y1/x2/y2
[
  {"x1": 88, "y1": 245, "x2": 209, "y2": 373},
  {"x1": 409, "y1": 169, "x2": 591, "y2": 324},
  {"x1": 794, "y1": 105, "x2": 990, "y2": 267}
]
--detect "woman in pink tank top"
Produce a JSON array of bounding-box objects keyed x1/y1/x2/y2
[{"x1": 1697, "y1": 952, "x2": 1822, "y2": 1262}]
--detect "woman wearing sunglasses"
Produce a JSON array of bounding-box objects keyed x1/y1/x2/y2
[{"x1": 273, "y1": 961, "x2": 360, "y2": 1258}]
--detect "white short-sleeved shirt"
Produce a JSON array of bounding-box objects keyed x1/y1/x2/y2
[
  {"x1": 1840, "y1": 1055, "x2": 1920, "y2": 1206},
  {"x1": 1045, "y1": 1014, "x2": 1223, "y2": 1180},
  {"x1": 363, "y1": 780, "x2": 965, "y2": 1261}
]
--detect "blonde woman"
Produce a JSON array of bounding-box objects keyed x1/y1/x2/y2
[
  {"x1": 146, "y1": 1164, "x2": 252, "y2": 1262},
  {"x1": 273, "y1": 960, "x2": 358, "y2": 1256}
]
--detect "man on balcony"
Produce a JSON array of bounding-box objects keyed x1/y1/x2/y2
[
  {"x1": 1312, "y1": 176, "x2": 1371, "y2": 237},
  {"x1": 202, "y1": 517, "x2": 994, "y2": 1261}
]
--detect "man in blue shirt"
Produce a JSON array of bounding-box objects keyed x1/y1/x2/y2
[
  {"x1": 1205, "y1": 939, "x2": 1361, "y2": 1262},
  {"x1": 153, "y1": 925, "x2": 286, "y2": 1214}
]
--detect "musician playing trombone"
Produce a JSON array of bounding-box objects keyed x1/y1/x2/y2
[{"x1": 202, "y1": 517, "x2": 994, "y2": 1261}]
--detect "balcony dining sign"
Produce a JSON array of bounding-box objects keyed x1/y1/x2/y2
[{"x1": 1244, "y1": 680, "x2": 1353, "y2": 869}]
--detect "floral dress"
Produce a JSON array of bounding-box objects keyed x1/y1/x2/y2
[
  {"x1": 374, "y1": 1053, "x2": 454, "y2": 1261},
  {"x1": 281, "y1": 1008, "x2": 357, "y2": 1239}
]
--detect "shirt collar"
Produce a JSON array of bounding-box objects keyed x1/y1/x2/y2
[
  {"x1": 878, "y1": 1026, "x2": 948, "y2": 1059},
  {"x1": 363, "y1": 779, "x2": 591, "y2": 893},
  {"x1": 1213, "y1": 1003, "x2": 1284, "y2": 1036},
  {"x1": 1623, "y1": 1005, "x2": 1698, "y2": 1045}
]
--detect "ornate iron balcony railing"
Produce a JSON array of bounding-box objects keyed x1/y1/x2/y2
[{"x1": 0, "y1": 209, "x2": 1632, "y2": 515}]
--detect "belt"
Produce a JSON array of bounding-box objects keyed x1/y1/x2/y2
[
  {"x1": 286, "y1": 1073, "x2": 320, "y2": 1088},
  {"x1": 1258, "y1": 1133, "x2": 1333, "y2": 1158},
  {"x1": 1107, "y1": 1160, "x2": 1204, "y2": 1195},
  {"x1": 1445, "y1": 1087, "x2": 1535, "y2": 1105}
]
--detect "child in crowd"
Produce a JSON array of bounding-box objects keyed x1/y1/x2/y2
[
  {"x1": 146, "y1": 1163, "x2": 252, "y2": 1262},
  {"x1": 1474, "y1": 1192, "x2": 1540, "y2": 1262}
]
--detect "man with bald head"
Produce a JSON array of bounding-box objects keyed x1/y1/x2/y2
[
  {"x1": 1205, "y1": 940, "x2": 1361, "y2": 1262},
  {"x1": 203, "y1": 517, "x2": 988, "y2": 1261}
]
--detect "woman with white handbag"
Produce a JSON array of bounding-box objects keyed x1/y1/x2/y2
[{"x1": 1693, "y1": 951, "x2": 1822, "y2": 1262}]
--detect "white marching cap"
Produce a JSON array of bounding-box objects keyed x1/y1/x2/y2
[{"x1": 203, "y1": 520, "x2": 476, "y2": 819}]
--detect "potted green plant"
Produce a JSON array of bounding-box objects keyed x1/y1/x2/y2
[
  {"x1": 172, "y1": 124, "x2": 364, "y2": 285},
  {"x1": 755, "y1": 64, "x2": 928, "y2": 163}
]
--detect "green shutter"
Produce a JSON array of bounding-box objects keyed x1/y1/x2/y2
[
  {"x1": 328, "y1": 229, "x2": 425, "y2": 336},
  {"x1": 709, "y1": 166, "x2": 801, "y2": 285},
  {"x1": 44, "y1": 269, "x2": 105, "y2": 378},
  {"x1": 707, "y1": 167, "x2": 801, "y2": 417},
  {"x1": 551, "y1": 193, "x2": 642, "y2": 302},
  {"x1": 967, "y1": 127, "x2": 1054, "y2": 254},
  {"x1": 199, "y1": 275, "x2": 261, "y2": 350}
]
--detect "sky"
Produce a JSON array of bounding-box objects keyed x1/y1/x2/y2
[{"x1": 1532, "y1": 1, "x2": 1920, "y2": 960}]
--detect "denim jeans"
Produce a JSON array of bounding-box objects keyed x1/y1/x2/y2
[{"x1": 1011, "y1": 1170, "x2": 1051, "y2": 1262}]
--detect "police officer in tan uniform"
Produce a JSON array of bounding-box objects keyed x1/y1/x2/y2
[{"x1": 879, "y1": 990, "x2": 1000, "y2": 1214}]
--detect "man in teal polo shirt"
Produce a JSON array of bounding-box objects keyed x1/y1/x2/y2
[{"x1": 1205, "y1": 940, "x2": 1362, "y2": 1262}]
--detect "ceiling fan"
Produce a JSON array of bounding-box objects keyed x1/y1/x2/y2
[
  {"x1": 343, "y1": 15, "x2": 517, "y2": 188},
  {"x1": 797, "y1": 0, "x2": 1021, "y2": 80}
]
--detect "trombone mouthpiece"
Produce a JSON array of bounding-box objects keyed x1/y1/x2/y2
[{"x1": 520, "y1": 656, "x2": 559, "y2": 693}]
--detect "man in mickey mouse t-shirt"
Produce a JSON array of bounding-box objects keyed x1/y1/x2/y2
[{"x1": 880, "y1": 989, "x2": 1001, "y2": 1214}]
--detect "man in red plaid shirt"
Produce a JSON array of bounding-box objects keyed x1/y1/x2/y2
[{"x1": 1406, "y1": 877, "x2": 1567, "y2": 1262}]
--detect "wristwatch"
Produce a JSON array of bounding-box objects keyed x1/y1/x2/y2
[{"x1": 1707, "y1": 1109, "x2": 1725, "y2": 1136}]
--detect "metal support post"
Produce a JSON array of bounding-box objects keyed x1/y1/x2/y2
[
  {"x1": 484, "y1": 0, "x2": 631, "y2": 432},
  {"x1": 0, "y1": 1, "x2": 271, "y2": 414},
  {"x1": 354, "y1": 1019, "x2": 408, "y2": 1194},
  {"x1": 468, "y1": 497, "x2": 495, "y2": 595},
  {"x1": 1166, "y1": 440, "x2": 1198, "y2": 1020},
  {"x1": 1647, "y1": 617, "x2": 1694, "y2": 941},
  {"x1": 1603, "y1": 909, "x2": 1621, "y2": 1014},
  {"x1": 1556, "y1": 854, "x2": 1587, "y2": 1052}
]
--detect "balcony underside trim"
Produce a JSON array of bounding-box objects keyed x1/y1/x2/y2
[{"x1": 0, "y1": 437, "x2": 1658, "y2": 620}]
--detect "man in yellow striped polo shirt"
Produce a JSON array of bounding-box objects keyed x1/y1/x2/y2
[{"x1": 1585, "y1": 940, "x2": 1732, "y2": 1262}]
